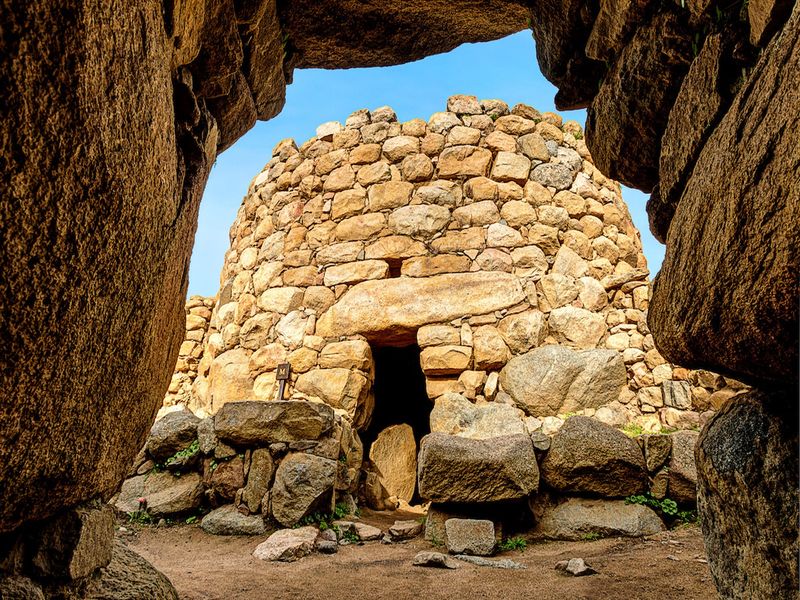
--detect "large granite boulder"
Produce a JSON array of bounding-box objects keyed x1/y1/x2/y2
[
  {"x1": 540, "y1": 417, "x2": 647, "y2": 497},
  {"x1": 500, "y1": 346, "x2": 626, "y2": 417},
  {"x1": 270, "y1": 453, "x2": 337, "y2": 527},
  {"x1": 115, "y1": 472, "x2": 203, "y2": 517},
  {"x1": 214, "y1": 400, "x2": 334, "y2": 445},
  {"x1": 429, "y1": 393, "x2": 526, "y2": 439},
  {"x1": 146, "y1": 410, "x2": 200, "y2": 461},
  {"x1": 418, "y1": 433, "x2": 538, "y2": 503},
  {"x1": 696, "y1": 390, "x2": 798, "y2": 599},
  {"x1": 200, "y1": 505, "x2": 267, "y2": 536},
  {"x1": 532, "y1": 497, "x2": 665, "y2": 540},
  {"x1": 0, "y1": 0, "x2": 216, "y2": 533}
]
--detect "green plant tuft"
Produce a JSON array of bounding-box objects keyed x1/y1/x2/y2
[
  {"x1": 342, "y1": 529, "x2": 360, "y2": 544},
  {"x1": 581, "y1": 532, "x2": 601, "y2": 541},
  {"x1": 626, "y1": 493, "x2": 686, "y2": 518},
  {"x1": 165, "y1": 439, "x2": 200, "y2": 467},
  {"x1": 127, "y1": 510, "x2": 153, "y2": 525},
  {"x1": 621, "y1": 423, "x2": 645, "y2": 437},
  {"x1": 498, "y1": 536, "x2": 527, "y2": 552}
]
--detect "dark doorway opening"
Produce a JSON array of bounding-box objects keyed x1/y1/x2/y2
[{"x1": 362, "y1": 344, "x2": 432, "y2": 452}]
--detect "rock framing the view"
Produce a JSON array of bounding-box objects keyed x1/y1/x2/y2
[{"x1": 1, "y1": 0, "x2": 797, "y2": 596}]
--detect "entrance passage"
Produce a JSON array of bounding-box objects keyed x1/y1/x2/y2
[{"x1": 362, "y1": 345, "x2": 431, "y2": 452}]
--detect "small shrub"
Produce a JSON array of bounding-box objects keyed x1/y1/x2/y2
[
  {"x1": 581, "y1": 533, "x2": 601, "y2": 541},
  {"x1": 660, "y1": 498, "x2": 678, "y2": 516},
  {"x1": 296, "y1": 512, "x2": 331, "y2": 529},
  {"x1": 498, "y1": 536, "x2": 527, "y2": 552}
]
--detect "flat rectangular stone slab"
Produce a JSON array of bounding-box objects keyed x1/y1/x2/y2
[
  {"x1": 418, "y1": 433, "x2": 538, "y2": 503},
  {"x1": 214, "y1": 400, "x2": 335, "y2": 445},
  {"x1": 316, "y1": 272, "x2": 525, "y2": 345}
]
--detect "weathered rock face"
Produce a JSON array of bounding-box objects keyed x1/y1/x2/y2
[
  {"x1": 540, "y1": 416, "x2": 647, "y2": 497},
  {"x1": 418, "y1": 433, "x2": 538, "y2": 503},
  {"x1": 279, "y1": 1, "x2": 529, "y2": 68},
  {"x1": 585, "y1": 12, "x2": 693, "y2": 191},
  {"x1": 649, "y1": 3, "x2": 799, "y2": 389},
  {"x1": 0, "y1": 0, "x2": 216, "y2": 533},
  {"x1": 696, "y1": 390, "x2": 798, "y2": 599}
]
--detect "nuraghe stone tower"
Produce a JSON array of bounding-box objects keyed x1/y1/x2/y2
[{"x1": 152, "y1": 97, "x2": 743, "y2": 513}]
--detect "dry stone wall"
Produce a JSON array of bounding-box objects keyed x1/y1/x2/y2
[
  {"x1": 172, "y1": 97, "x2": 741, "y2": 437},
  {"x1": 162, "y1": 296, "x2": 215, "y2": 410}
]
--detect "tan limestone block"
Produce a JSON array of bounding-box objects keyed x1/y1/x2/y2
[{"x1": 420, "y1": 345, "x2": 473, "y2": 375}]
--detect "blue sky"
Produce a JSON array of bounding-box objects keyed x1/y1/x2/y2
[{"x1": 188, "y1": 31, "x2": 661, "y2": 297}]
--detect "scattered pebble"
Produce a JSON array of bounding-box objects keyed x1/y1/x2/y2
[
  {"x1": 555, "y1": 557, "x2": 597, "y2": 576},
  {"x1": 412, "y1": 551, "x2": 460, "y2": 569}
]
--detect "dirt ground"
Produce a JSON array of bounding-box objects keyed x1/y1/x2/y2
[{"x1": 128, "y1": 509, "x2": 716, "y2": 600}]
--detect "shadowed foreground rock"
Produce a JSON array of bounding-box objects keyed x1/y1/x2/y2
[
  {"x1": 696, "y1": 390, "x2": 799, "y2": 599},
  {"x1": 85, "y1": 541, "x2": 179, "y2": 600},
  {"x1": 649, "y1": 2, "x2": 799, "y2": 388},
  {"x1": 0, "y1": 0, "x2": 216, "y2": 533}
]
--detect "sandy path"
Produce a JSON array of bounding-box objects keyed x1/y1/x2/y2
[{"x1": 128, "y1": 513, "x2": 715, "y2": 600}]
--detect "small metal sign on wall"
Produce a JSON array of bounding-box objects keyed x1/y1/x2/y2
[{"x1": 276, "y1": 363, "x2": 290, "y2": 400}]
